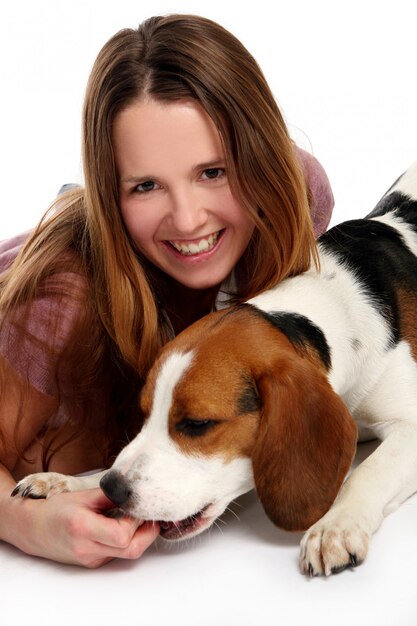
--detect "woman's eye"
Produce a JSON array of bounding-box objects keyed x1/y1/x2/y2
[
  {"x1": 201, "y1": 168, "x2": 225, "y2": 181},
  {"x1": 135, "y1": 180, "x2": 157, "y2": 193}
]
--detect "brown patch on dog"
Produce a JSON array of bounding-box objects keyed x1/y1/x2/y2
[
  {"x1": 396, "y1": 286, "x2": 417, "y2": 360},
  {"x1": 169, "y1": 312, "x2": 264, "y2": 460}
]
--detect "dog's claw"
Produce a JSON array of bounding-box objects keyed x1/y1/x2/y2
[
  {"x1": 11, "y1": 482, "x2": 47, "y2": 499},
  {"x1": 330, "y1": 563, "x2": 349, "y2": 575}
]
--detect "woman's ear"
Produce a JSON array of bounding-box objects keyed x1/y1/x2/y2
[{"x1": 252, "y1": 355, "x2": 357, "y2": 531}]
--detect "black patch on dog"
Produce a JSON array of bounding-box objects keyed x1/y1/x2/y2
[
  {"x1": 237, "y1": 379, "x2": 260, "y2": 414},
  {"x1": 246, "y1": 307, "x2": 332, "y2": 370},
  {"x1": 367, "y1": 190, "x2": 417, "y2": 221},
  {"x1": 319, "y1": 211, "x2": 417, "y2": 345}
]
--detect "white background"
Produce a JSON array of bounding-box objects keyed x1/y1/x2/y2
[{"x1": 1, "y1": 0, "x2": 417, "y2": 624}]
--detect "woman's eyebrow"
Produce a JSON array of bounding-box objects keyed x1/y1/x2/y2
[
  {"x1": 120, "y1": 175, "x2": 152, "y2": 183},
  {"x1": 191, "y1": 158, "x2": 225, "y2": 173}
]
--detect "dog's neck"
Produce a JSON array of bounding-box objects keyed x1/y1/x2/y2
[{"x1": 247, "y1": 245, "x2": 389, "y2": 409}]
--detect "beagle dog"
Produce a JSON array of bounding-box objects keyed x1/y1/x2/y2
[{"x1": 13, "y1": 161, "x2": 417, "y2": 577}]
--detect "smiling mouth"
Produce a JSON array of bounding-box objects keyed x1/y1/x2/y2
[
  {"x1": 158, "y1": 506, "x2": 210, "y2": 540},
  {"x1": 167, "y1": 230, "x2": 223, "y2": 256}
]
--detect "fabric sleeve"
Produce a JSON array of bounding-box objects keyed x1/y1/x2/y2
[
  {"x1": 0, "y1": 232, "x2": 30, "y2": 269},
  {"x1": 1, "y1": 234, "x2": 90, "y2": 397},
  {"x1": 0, "y1": 272, "x2": 87, "y2": 397},
  {"x1": 295, "y1": 147, "x2": 335, "y2": 236}
]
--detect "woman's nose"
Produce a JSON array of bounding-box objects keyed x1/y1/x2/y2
[{"x1": 168, "y1": 187, "x2": 208, "y2": 235}]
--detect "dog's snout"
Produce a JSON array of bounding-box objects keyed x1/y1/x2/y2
[{"x1": 100, "y1": 470, "x2": 132, "y2": 507}]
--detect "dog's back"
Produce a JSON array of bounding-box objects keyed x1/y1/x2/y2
[
  {"x1": 318, "y1": 161, "x2": 417, "y2": 351},
  {"x1": 367, "y1": 159, "x2": 417, "y2": 219}
]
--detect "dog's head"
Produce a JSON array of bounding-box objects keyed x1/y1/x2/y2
[{"x1": 101, "y1": 306, "x2": 357, "y2": 540}]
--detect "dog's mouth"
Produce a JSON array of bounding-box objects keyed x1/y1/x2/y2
[{"x1": 158, "y1": 505, "x2": 210, "y2": 540}]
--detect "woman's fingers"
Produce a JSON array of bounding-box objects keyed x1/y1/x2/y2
[
  {"x1": 77, "y1": 489, "x2": 150, "y2": 547},
  {"x1": 95, "y1": 521, "x2": 160, "y2": 560},
  {"x1": 71, "y1": 488, "x2": 160, "y2": 557}
]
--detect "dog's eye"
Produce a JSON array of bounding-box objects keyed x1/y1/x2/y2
[{"x1": 176, "y1": 418, "x2": 217, "y2": 437}]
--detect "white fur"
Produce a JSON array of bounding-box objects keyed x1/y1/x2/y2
[{"x1": 114, "y1": 350, "x2": 194, "y2": 473}]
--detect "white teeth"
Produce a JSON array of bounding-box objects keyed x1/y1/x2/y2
[
  {"x1": 199, "y1": 239, "x2": 209, "y2": 251},
  {"x1": 169, "y1": 231, "x2": 220, "y2": 256}
]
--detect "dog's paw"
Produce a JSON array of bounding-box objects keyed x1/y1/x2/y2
[
  {"x1": 11, "y1": 472, "x2": 72, "y2": 499},
  {"x1": 299, "y1": 510, "x2": 371, "y2": 577}
]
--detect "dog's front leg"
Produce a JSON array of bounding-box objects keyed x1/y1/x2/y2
[
  {"x1": 11, "y1": 470, "x2": 107, "y2": 499},
  {"x1": 300, "y1": 422, "x2": 417, "y2": 576}
]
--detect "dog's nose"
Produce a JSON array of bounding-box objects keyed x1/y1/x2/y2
[{"x1": 100, "y1": 470, "x2": 132, "y2": 507}]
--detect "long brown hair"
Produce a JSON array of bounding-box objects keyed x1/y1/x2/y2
[{"x1": 0, "y1": 14, "x2": 317, "y2": 467}]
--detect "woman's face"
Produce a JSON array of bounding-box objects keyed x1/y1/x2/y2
[{"x1": 113, "y1": 99, "x2": 254, "y2": 290}]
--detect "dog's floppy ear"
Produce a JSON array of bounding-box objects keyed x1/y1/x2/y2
[{"x1": 252, "y1": 355, "x2": 357, "y2": 531}]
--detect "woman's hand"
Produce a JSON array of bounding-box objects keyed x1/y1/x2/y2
[
  {"x1": 0, "y1": 375, "x2": 159, "y2": 568},
  {"x1": 2, "y1": 487, "x2": 160, "y2": 568}
]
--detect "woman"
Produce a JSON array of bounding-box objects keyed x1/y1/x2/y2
[{"x1": 0, "y1": 14, "x2": 333, "y2": 567}]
